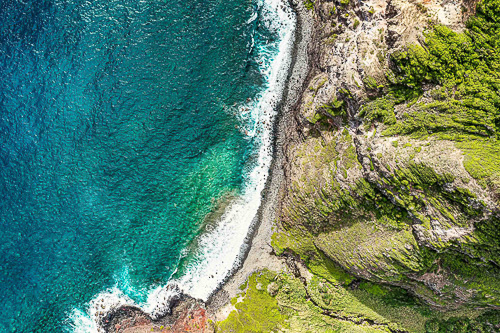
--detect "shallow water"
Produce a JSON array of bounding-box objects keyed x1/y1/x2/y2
[{"x1": 0, "y1": 0, "x2": 295, "y2": 330}]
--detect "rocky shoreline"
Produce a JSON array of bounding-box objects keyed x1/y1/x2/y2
[
  {"x1": 207, "y1": 0, "x2": 314, "y2": 320},
  {"x1": 104, "y1": 0, "x2": 313, "y2": 331}
]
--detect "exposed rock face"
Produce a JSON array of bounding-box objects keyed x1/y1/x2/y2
[
  {"x1": 275, "y1": 0, "x2": 500, "y2": 311},
  {"x1": 104, "y1": 297, "x2": 210, "y2": 333}
]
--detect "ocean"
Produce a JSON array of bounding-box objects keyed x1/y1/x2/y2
[{"x1": 0, "y1": 0, "x2": 294, "y2": 331}]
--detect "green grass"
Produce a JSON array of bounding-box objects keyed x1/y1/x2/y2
[
  {"x1": 359, "y1": 96, "x2": 396, "y2": 125},
  {"x1": 216, "y1": 264, "x2": 492, "y2": 332},
  {"x1": 216, "y1": 270, "x2": 288, "y2": 332},
  {"x1": 304, "y1": 0, "x2": 314, "y2": 10}
]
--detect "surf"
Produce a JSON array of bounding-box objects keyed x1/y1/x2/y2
[{"x1": 68, "y1": 0, "x2": 296, "y2": 331}]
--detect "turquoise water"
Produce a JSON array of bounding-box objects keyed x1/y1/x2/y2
[{"x1": 0, "y1": 0, "x2": 285, "y2": 331}]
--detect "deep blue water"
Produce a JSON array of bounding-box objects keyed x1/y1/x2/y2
[{"x1": 0, "y1": 0, "x2": 275, "y2": 331}]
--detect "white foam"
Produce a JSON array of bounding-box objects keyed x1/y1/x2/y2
[
  {"x1": 170, "y1": 0, "x2": 295, "y2": 301},
  {"x1": 69, "y1": 0, "x2": 296, "y2": 330},
  {"x1": 68, "y1": 288, "x2": 135, "y2": 333}
]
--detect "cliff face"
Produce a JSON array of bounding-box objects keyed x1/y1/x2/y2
[
  {"x1": 214, "y1": 0, "x2": 500, "y2": 331},
  {"x1": 274, "y1": 0, "x2": 500, "y2": 313}
]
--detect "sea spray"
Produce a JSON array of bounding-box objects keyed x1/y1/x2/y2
[{"x1": 69, "y1": 0, "x2": 296, "y2": 330}]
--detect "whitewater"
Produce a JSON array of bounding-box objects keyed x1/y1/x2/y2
[{"x1": 69, "y1": 0, "x2": 296, "y2": 331}]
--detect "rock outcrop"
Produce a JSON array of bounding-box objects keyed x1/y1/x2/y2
[{"x1": 275, "y1": 0, "x2": 500, "y2": 312}]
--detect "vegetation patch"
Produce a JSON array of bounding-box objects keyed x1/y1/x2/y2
[
  {"x1": 364, "y1": 0, "x2": 500, "y2": 197},
  {"x1": 304, "y1": 0, "x2": 315, "y2": 10},
  {"x1": 360, "y1": 96, "x2": 397, "y2": 125},
  {"x1": 216, "y1": 270, "x2": 288, "y2": 332}
]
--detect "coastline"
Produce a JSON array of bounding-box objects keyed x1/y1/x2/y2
[
  {"x1": 207, "y1": 0, "x2": 314, "y2": 318},
  {"x1": 104, "y1": 0, "x2": 313, "y2": 331},
  {"x1": 207, "y1": 0, "x2": 314, "y2": 315}
]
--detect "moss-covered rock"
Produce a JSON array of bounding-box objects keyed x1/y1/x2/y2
[
  {"x1": 216, "y1": 267, "x2": 493, "y2": 332},
  {"x1": 274, "y1": 0, "x2": 500, "y2": 321}
]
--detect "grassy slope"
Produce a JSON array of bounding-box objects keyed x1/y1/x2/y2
[
  {"x1": 216, "y1": 0, "x2": 500, "y2": 331},
  {"x1": 215, "y1": 269, "x2": 500, "y2": 332}
]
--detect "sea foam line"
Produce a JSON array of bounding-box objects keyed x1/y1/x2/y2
[
  {"x1": 68, "y1": 0, "x2": 295, "y2": 331},
  {"x1": 170, "y1": 0, "x2": 296, "y2": 302}
]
